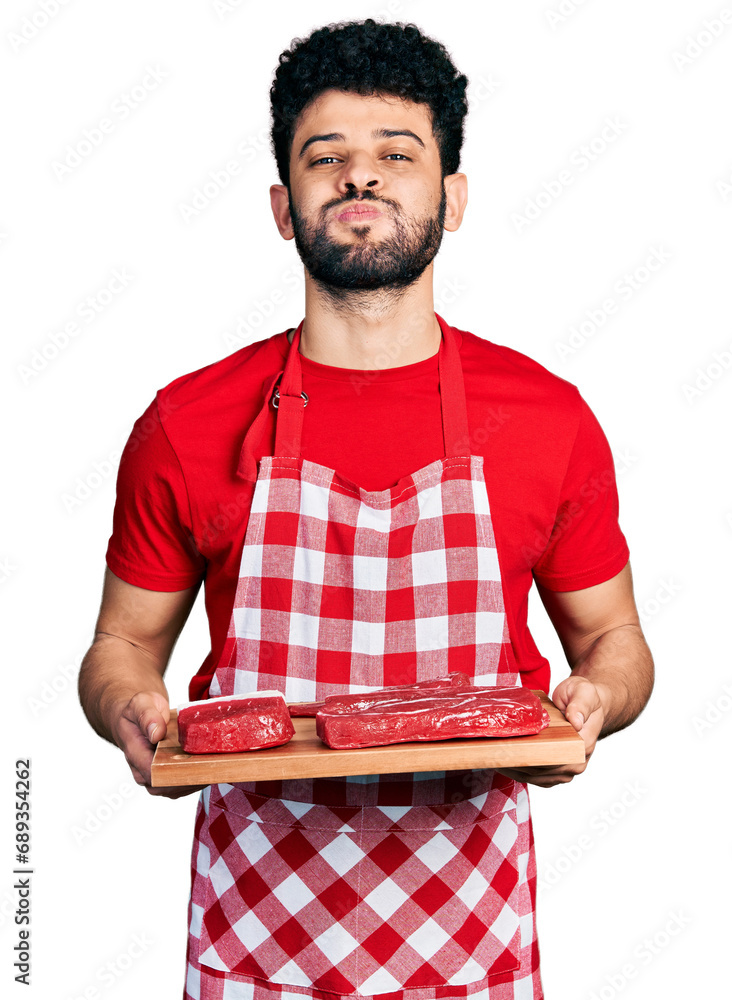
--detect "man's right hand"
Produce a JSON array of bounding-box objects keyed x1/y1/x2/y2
[
  {"x1": 110, "y1": 690, "x2": 206, "y2": 799},
  {"x1": 79, "y1": 569, "x2": 207, "y2": 799}
]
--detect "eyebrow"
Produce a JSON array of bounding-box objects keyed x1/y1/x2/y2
[{"x1": 298, "y1": 127, "x2": 426, "y2": 159}]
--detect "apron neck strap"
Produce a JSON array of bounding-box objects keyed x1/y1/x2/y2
[
  {"x1": 436, "y1": 311, "x2": 471, "y2": 458},
  {"x1": 273, "y1": 318, "x2": 307, "y2": 459},
  {"x1": 274, "y1": 312, "x2": 470, "y2": 459}
]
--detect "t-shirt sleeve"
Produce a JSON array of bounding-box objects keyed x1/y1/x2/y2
[
  {"x1": 532, "y1": 394, "x2": 630, "y2": 592},
  {"x1": 105, "y1": 396, "x2": 206, "y2": 591}
]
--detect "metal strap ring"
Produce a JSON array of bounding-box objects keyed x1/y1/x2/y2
[{"x1": 272, "y1": 385, "x2": 309, "y2": 408}]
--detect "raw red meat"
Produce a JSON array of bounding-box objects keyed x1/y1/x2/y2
[
  {"x1": 177, "y1": 690, "x2": 294, "y2": 754},
  {"x1": 316, "y1": 685, "x2": 550, "y2": 749},
  {"x1": 288, "y1": 701, "x2": 328, "y2": 718},
  {"x1": 287, "y1": 672, "x2": 471, "y2": 717}
]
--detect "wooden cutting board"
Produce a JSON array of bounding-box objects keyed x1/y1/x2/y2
[{"x1": 151, "y1": 691, "x2": 585, "y2": 787}]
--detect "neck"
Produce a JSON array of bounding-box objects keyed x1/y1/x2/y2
[{"x1": 290, "y1": 266, "x2": 441, "y2": 369}]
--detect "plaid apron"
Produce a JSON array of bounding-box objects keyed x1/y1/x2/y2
[{"x1": 184, "y1": 315, "x2": 543, "y2": 999}]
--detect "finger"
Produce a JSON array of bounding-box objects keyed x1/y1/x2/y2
[
  {"x1": 127, "y1": 694, "x2": 169, "y2": 744},
  {"x1": 497, "y1": 762, "x2": 585, "y2": 780},
  {"x1": 497, "y1": 764, "x2": 565, "y2": 776},
  {"x1": 526, "y1": 773, "x2": 576, "y2": 787},
  {"x1": 560, "y1": 685, "x2": 600, "y2": 733},
  {"x1": 147, "y1": 783, "x2": 208, "y2": 799},
  {"x1": 495, "y1": 767, "x2": 553, "y2": 782},
  {"x1": 128, "y1": 761, "x2": 147, "y2": 786},
  {"x1": 117, "y1": 717, "x2": 156, "y2": 783},
  {"x1": 126, "y1": 749, "x2": 154, "y2": 785},
  {"x1": 497, "y1": 767, "x2": 578, "y2": 787},
  {"x1": 497, "y1": 766, "x2": 562, "y2": 779}
]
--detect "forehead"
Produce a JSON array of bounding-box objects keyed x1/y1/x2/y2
[{"x1": 292, "y1": 88, "x2": 436, "y2": 145}]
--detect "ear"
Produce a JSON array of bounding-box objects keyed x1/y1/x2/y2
[
  {"x1": 442, "y1": 173, "x2": 468, "y2": 232},
  {"x1": 270, "y1": 184, "x2": 295, "y2": 240}
]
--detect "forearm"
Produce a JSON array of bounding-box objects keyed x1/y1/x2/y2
[
  {"x1": 569, "y1": 623, "x2": 654, "y2": 738},
  {"x1": 78, "y1": 634, "x2": 169, "y2": 745}
]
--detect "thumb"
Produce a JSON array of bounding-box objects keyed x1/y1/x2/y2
[
  {"x1": 564, "y1": 687, "x2": 595, "y2": 732},
  {"x1": 566, "y1": 704, "x2": 586, "y2": 732},
  {"x1": 130, "y1": 692, "x2": 170, "y2": 744},
  {"x1": 552, "y1": 678, "x2": 591, "y2": 732}
]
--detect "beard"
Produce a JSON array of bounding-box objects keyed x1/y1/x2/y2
[{"x1": 288, "y1": 184, "x2": 447, "y2": 293}]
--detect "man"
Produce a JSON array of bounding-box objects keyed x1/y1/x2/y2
[{"x1": 79, "y1": 18, "x2": 653, "y2": 1000}]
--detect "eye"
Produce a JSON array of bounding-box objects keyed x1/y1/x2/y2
[{"x1": 309, "y1": 152, "x2": 412, "y2": 166}]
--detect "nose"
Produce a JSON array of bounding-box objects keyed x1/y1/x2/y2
[{"x1": 336, "y1": 151, "x2": 382, "y2": 198}]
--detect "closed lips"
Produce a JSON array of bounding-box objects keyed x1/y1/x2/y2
[{"x1": 337, "y1": 205, "x2": 382, "y2": 219}]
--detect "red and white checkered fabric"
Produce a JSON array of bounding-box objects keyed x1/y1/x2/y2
[
  {"x1": 184, "y1": 780, "x2": 541, "y2": 1000},
  {"x1": 212, "y1": 454, "x2": 513, "y2": 702},
  {"x1": 183, "y1": 317, "x2": 542, "y2": 998}
]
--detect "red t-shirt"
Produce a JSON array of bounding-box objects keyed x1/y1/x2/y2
[{"x1": 106, "y1": 315, "x2": 629, "y2": 699}]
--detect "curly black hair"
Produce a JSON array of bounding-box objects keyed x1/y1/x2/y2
[{"x1": 269, "y1": 19, "x2": 469, "y2": 188}]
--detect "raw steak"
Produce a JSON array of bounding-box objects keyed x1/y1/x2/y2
[
  {"x1": 177, "y1": 690, "x2": 294, "y2": 754},
  {"x1": 316, "y1": 685, "x2": 550, "y2": 749},
  {"x1": 287, "y1": 671, "x2": 471, "y2": 717}
]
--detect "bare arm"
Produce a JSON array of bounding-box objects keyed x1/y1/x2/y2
[
  {"x1": 539, "y1": 562, "x2": 654, "y2": 739},
  {"x1": 78, "y1": 568, "x2": 205, "y2": 798},
  {"x1": 498, "y1": 561, "x2": 654, "y2": 787}
]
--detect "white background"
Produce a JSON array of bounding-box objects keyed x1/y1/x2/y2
[{"x1": 3, "y1": 1, "x2": 731, "y2": 998}]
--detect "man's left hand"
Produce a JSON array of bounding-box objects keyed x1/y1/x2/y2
[{"x1": 495, "y1": 676, "x2": 608, "y2": 788}]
